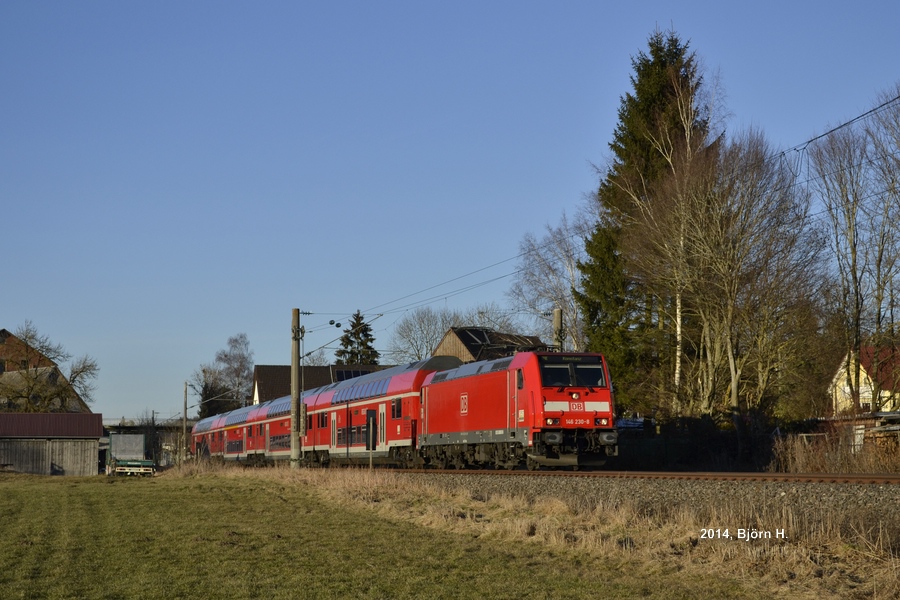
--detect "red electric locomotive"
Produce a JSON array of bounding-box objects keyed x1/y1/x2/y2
[
  {"x1": 419, "y1": 352, "x2": 617, "y2": 469},
  {"x1": 191, "y1": 351, "x2": 617, "y2": 469}
]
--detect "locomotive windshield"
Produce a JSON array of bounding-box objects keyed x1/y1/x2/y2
[{"x1": 539, "y1": 355, "x2": 606, "y2": 388}]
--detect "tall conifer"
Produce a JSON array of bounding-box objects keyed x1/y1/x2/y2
[{"x1": 577, "y1": 29, "x2": 704, "y2": 414}]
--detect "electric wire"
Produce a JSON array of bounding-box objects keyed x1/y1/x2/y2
[{"x1": 303, "y1": 93, "x2": 900, "y2": 354}]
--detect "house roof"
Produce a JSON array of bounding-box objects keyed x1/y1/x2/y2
[
  {"x1": 252, "y1": 365, "x2": 293, "y2": 403},
  {"x1": 0, "y1": 328, "x2": 58, "y2": 373},
  {"x1": 859, "y1": 346, "x2": 900, "y2": 392},
  {"x1": 0, "y1": 412, "x2": 103, "y2": 438}
]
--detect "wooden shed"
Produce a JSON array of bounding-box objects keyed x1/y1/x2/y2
[{"x1": 0, "y1": 413, "x2": 103, "y2": 476}]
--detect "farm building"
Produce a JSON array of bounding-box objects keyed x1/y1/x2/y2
[
  {"x1": 433, "y1": 327, "x2": 546, "y2": 363},
  {"x1": 0, "y1": 413, "x2": 103, "y2": 476},
  {"x1": 829, "y1": 346, "x2": 900, "y2": 414}
]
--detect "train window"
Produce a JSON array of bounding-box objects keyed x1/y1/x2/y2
[
  {"x1": 391, "y1": 398, "x2": 402, "y2": 419},
  {"x1": 516, "y1": 369, "x2": 524, "y2": 390},
  {"x1": 573, "y1": 364, "x2": 606, "y2": 388},
  {"x1": 540, "y1": 363, "x2": 571, "y2": 387},
  {"x1": 540, "y1": 362, "x2": 606, "y2": 388}
]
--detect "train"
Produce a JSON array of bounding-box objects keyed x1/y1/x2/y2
[{"x1": 191, "y1": 351, "x2": 618, "y2": 469}]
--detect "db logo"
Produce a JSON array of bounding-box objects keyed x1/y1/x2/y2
[
  {"x1": 460, "y1": 393, "x2": 469, "y2": 415},
  {"x1": 570, "y1": 402, "x2": 584, "y2": 411}
]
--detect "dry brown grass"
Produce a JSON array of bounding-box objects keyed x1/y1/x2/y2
[
  {"x1": 163, "y1": 464, "x2": 900, "y2": 598},
  {"x1": 770, "y1": 433, "x2": 900, "y2": 474}
]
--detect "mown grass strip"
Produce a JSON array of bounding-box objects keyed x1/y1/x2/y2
[{"x1": 0, "y1": 472, "x2": 762, "y2": 599}]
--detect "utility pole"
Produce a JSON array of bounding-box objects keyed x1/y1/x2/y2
[
  {"x1": 291, "y1": 309, "x2": 301, "y2": 470},
  {"x1": 290, "y1": 308, "x2": 310, "y2": 470},
  {"x1": 182, "y1": 381, "x2": 187, "y2": 464},
  {"x1": 552, "y1": 308, "x2": 564, "y2": 352}
]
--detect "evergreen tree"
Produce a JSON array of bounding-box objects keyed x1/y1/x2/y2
[
  {"x1": 335, "y1": 310, "x2": 380, "y2": 365},
  {"x1": 578, "y1": 29, "x2": 706, "y2": 414},
  {"x1": 575, "y1": 223, "x2": 639, "y2": 408}
]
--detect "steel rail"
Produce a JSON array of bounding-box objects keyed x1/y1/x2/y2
[{"x1": 395, "y1": 469, "x2": 900, "y2": 485}]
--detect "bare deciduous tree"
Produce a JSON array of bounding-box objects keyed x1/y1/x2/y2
[
  {"x1": 189, "y1": 363, "x2": 234, "y2": 418},
  {"x1": 215, "y1": 333, "x2": 254, "y2": 406},
  {"x1": 509, "y1": 212, "x2": 588, "y2": 351},
  {"x1": 190, "y1": 333, "x2": 254, "y2": 417},
  {"x1": 813, "y1": 85, "x2": 900, "y2": 412},
  {"x1": 302, "y1": 348, "x2": 329, "y2": 367},
  {"x1": 696, "y1": 130, "x2": 817, "y2": 422},
  {"x1": 386, "y1": 307, "x2": 458, "y2": 363},
  {"x1": 812, "y1": 126, "x2": 874, "y2": 412},
  {"x1": 864, "y1": 84, "x2": 900, "y2": 408},
  {"x1": 386, "y1": 303, "x2": 521, "y2": 364}
]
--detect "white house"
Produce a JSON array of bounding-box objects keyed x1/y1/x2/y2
[{"x1": 829, "y1": 346, "x2": 900, "y2": 414}]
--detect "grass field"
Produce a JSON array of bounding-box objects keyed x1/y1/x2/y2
[{"x1": 0, "y1": 465, "x2": 895, "y2": 599}]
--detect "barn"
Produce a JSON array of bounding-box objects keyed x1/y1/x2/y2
[
  {"x1": 433, "y1": 327, "x2": 546, "y2": 363},
  {"x1": 0, "y1": 413, "x2": 103, "y2": 476}
]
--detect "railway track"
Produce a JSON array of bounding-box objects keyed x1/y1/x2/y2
[{"x1": 396, "y1": 468, "x2": 900, "y2": 485}]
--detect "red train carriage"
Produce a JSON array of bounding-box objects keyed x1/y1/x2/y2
[
  {"x1": 301, "y1": 356, "x2": 462, "y2": 467},
  {"x1": 191, "y1": 356, "x2": 462, "y2": 466},
  {"x1": 419, "y1": 352, "x2": 617, "y2": 469}
]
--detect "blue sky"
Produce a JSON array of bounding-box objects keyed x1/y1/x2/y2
[{"x1": 3, "y1": 1, "x2": 898, "y2": 421}]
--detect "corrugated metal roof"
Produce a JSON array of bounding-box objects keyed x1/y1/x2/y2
[{"x1": 0, "y1": 413, "x2": 103, "y2": 438}]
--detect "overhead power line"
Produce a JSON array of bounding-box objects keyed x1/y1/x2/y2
[{"x1": 306, "y1": 93, "x2": 900, "y2": 341}]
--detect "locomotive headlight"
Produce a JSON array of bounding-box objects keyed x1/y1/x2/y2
[
  {"x1": 545, "y1": 418, "x2": 560, "y2": 425},
  {"x1": 571, "y1": 392, "x2": 580, "y2": 400},
  {"x1": 595, "y1": 418, "x2": 609, "y2": 426}
]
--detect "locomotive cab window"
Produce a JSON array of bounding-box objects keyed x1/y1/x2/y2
[
  {"x1": 572, "y1": 363, "x2": 606, "y2": 388},
  {"x1": 539, "y1": 357, "x2": 606, "y2": 388}
]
